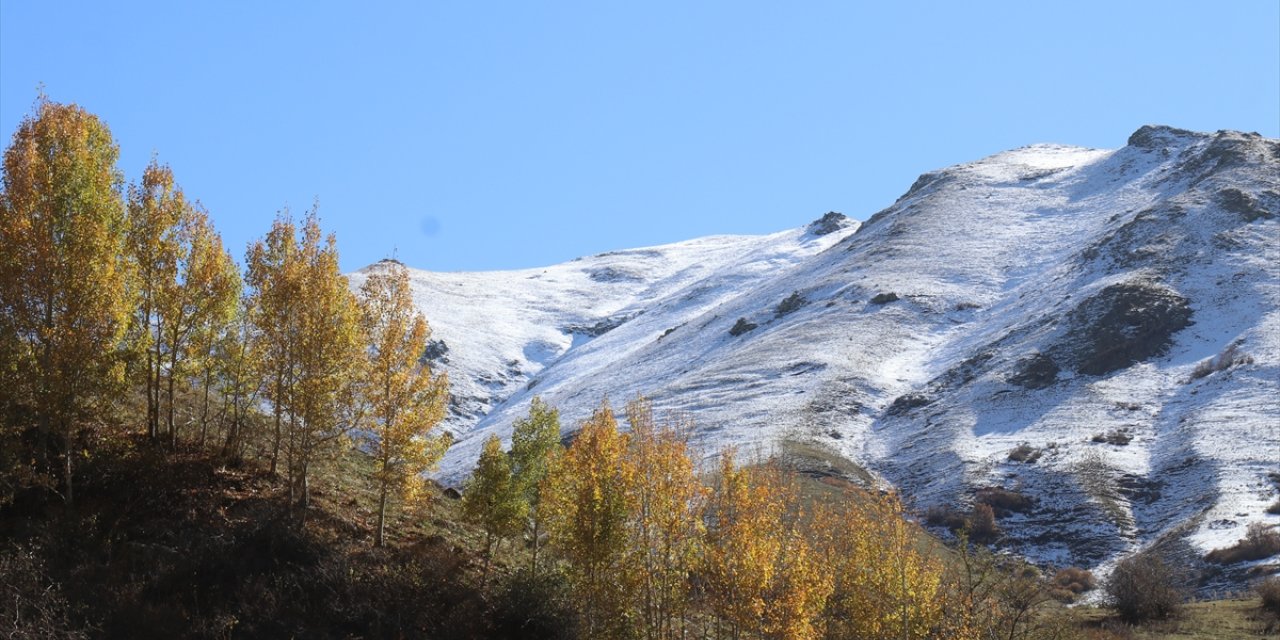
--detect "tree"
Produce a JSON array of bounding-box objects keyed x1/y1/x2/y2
[
  {"x1": 0, "y1": 96, "x2": 130, "y2": 505},
  {"x1": 157, "y1": 206, "x2": 239, "y2": 447},
  {"x1": 287, "y1": 210, "x2": 365, "y2": 516},
  {"x1": 246, "y1": 208, "x2": 364, "y2": 517},
  {"x1": 623, "y1": 397, "x2": 704, "y2": 640},
  {"x1": 543, "y1": 400, "x2": 635, "y2": 638},
  {"x1": 246, "y1": 211, "x2": 301, "y2": 475},
  {"x1": 464, "y1": 434, "x2": 527, "y2": 585},
  {"x1": 509, "y1": 396, "x2": 562, "y2": 573},
  {"x1": 702, "y1": 452, "x2": 832, "y2": 640},
  {"x1": 216, "y1": 298, "x2": 262, "y2": 461},
  {"x1": 1105, "y1": 549, "x2": 1185, "y2": 622},
  {"x1": 125, "y1": 159, "x2": 184, "y2": 442},
  {"x1": 358, "y1": 260, "x2": 450, "y2": 547}
]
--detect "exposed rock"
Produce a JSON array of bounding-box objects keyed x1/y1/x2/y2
[
  {"x1": 728, "y1": 317, "x2": 757, "y2": 337},
  {"x1": 807, "y1": 211, "x2": 850, "y2": 236},
  {"x1": 774, "y1": 291, "x2": 807, "y2": 318},
  {"x1": 885, "y1": 392, "x2": 934, "y2": 417},
  {"x1": 1127, "y1": 124, "x2": 1198, "y2": 149},
  {"x1": 421, "y1": 339, "x2": 450, "y2": 364},
  {"x1": 1059, "y1": 281, "x2": 1192, "y2": 376},
  {"x1": 1009, "y1": 353, "x2": 1060, "y2": 389},
  {"x1": 870, "y1": 292, "x2": 899, "y2": 305},
  {"x1": 588, "y1": 266, "x2": 643, "y2": 283},
  {"x1": 563, "y1": 314, "x2": 634, "y2": 337},
  {"x1": 1217, "y1": 187, "x2": 1277, "y2": 222}
]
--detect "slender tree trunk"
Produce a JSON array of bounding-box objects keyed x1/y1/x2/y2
[
  {"x1": 62, "y1": 423, "x2": 74, "y2": 506},
  {"x1": 376, "y1": 482, "x2": 388, "y2": 547},
  {"x1": 199, "y1": 363, "x2": 213, "y2": 446}
]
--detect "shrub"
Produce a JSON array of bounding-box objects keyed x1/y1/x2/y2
[
  {"x1": 1187, "y1": 343, "x2": 1253, "y2": 382},
  {"x1": 728, "y1": 317, "x2": 757, "y2": 337},
  {"x1": 925, "y1": 505, "x2": 967, "y2": 532},
  {"x1": 1268, "y1": 499, "x2": 1280, "y2": 515},
  {"x1": 1205, "y1": 522, "x2": 1280, "y2": 564},
  {"x1": 975, "y1": 487, "x2": 1035, "y2": 516},
  {"x1": 870, "y1": 291, "x2": 899, "y2": 305},
  {"x1": 1007, "y1": 443, "x2": 1042, "y2": 464},
  {"x1": 1104, "y1": 550, "x2": 1186, "y2": 622},
  {"x1": 1049, "y1": 566, "x2": 1096, "y2": 603},
  {"x1": 1092, "y1": 430, "x2": 1132, "y2": 446},
  {"x1": 1257, "y1": 576, "x2": 1280, "y2": 616},
  {"x1": 774, "y1": 291, "x2": 806, "y2": 318},
  {"x1": 969, "y1": 503, "x2": 1000, "y2": 544}
]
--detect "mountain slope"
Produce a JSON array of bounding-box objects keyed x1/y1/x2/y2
[{"x1": 352, "y1": 126, "x2": 1279, "y2": 583}]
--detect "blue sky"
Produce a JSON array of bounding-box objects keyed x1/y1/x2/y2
[{"x1": 2, "y1": 2, "x2": 1277, "y2": 272}]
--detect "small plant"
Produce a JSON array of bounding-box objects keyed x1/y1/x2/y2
[
  {"x1": 1048, "y1": 566, "x2": 1096, "y2": 603},
  {"x1": 975, "y1": 486, "x2": 1035, "y2": 516},
  {"x1": 1007, "y1": 443, "x2": 1042, "y2": 464},
  {"x1": 728, "y1": 317, "x2": 757, "y2": 336},
  {"x1": 1257, "y1": 576, "x2": 1280, "y2": 616},
  {"x1": 774, "y1": 291, "x2": 806, "y2": 318},
  {"x1": 1092, "y1": 430, "x2": 1132, "y2": 446},
  {"x1": 969, "y1": 503, "x2": 1000, "y2": 543},
  {"x1": 1105, "y1": 549, "x2": 1186, "y2": 622},
  {"x1": 1205, "y1": 522, "x2": 1280, "y2": 564},
  {"x1": 1187, "y1": 343, "x2": 1253, "y2": 382}
]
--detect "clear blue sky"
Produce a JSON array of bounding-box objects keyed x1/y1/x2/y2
[{"x1": 2, "y1": 2, "x2": 1277, "y2": 272}]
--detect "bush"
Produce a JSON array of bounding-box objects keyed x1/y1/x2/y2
[
  {"x1": 1104, "y1": 551, "x2": 1186, "y2": 622},
  {"x1": 1269, "y1": 499, "x2": 1280, "y2": 516},
  {"x1": 1205, "y1": 522, "x2": 1280, "y2": 564},
  {"x1": 869, "y1": 291, "x2": 899, "y2": 305},
  {"x1": 969, "y1": 503, "x2": 1000, "y2": 544},
  {"x1": 728, "y1": 317, "x2": 757, "y2": 337},
  {"x1": 774, "y1": 291, "x2": 806, "y2": 318},
  {"x1": 1187, "y1": 343, "x2": 1253, "y2": 381},
  {"x1": 1049, "y1": 566, "x2": 1096, "y2": 603},
  {"x1": 975, "y1": 487, "x2": 1035, "y2": 516},
  {"x1": 1092, "y1": 430, "x2": 1132, "y2": 446},
  {"x1": 1257, "y1": 576, "x2": 1280, "y2": 616},
  {"x1": 925, "y1": 505, "x2": 967, "y2": 532},
  {"x1": 488, "y1": 569, "x2": 579, "y2": 640},
  {"x1": 1007, "y1": 443, "x2": 1042, "y2": 464}
]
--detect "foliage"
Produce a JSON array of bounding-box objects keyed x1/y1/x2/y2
[
  {"x1": 508, "y1": 396, "x2": 562, "y2": 573},
  {"x1": 464, "y1": 434, "x2": 528, "y2": 584},
  {"x1": 1104, "y1": 549, "x2": 1186, "y2": 622},
  {"x1": 1205, "y1": 522, "x2": 1280, "y2": 564},
  {"x1": 358, "y1": 260, "x2": 450, "y2": 546},
  {"x1": 0, "y1": 96, "x2": 130, "y2": 505}
]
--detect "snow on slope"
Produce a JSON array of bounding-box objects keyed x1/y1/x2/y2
[{"x1": 353, "y1": 126, "x2": 1279, "y2": 586}]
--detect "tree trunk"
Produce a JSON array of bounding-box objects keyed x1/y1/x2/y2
[
  {"x1": 62, "y1": 427, "x2": 74, "y2": 506},
  {"x1": 167, "y1": 347, "x2": 178, "y2": 449},
  {"x1": 376, "y1": 483, "x2": 388, "y2": 547}
]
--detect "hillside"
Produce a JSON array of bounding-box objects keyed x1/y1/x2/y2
[{"x1": 356, "y1": 126, "x2": 1280, "y2": 587}]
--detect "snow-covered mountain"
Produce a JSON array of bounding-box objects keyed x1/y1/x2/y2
[{"x1": 349, "y1": 125, "x2": 1279, "y2": 585}]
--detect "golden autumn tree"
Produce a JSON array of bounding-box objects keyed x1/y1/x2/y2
[
  {"x1": 358, "y1": 260, "x2": 450, "y2": 547},
  {"x1": 544, "y1": 400, "x2": 636, "y2": 638},
  {"x1": 216, "y1": 297, "x2": 263, "y2": 461},
  {"x1": 817, "y1": 491, "x2": 947, "y2": 640},
  {"x1": 246, "y1": 211, "x2": 301, "y2": 475},
  {"x1": 0, "y1": 96, "x2": 131, "y2": 505},
  {"x1": 508, "y1": 396, "x2": 562, "y2": 574},
  {"x1": 623, "y1": 397, "x2": 705, "y2": 640},
  {"x1": 702, "y1": 452, "x2": 832, "y2": 640},
  {"x1": 288, "y1": 209, "x2": 365, "y2": 516},
  {"x1": 125, "y1": 159, "x2": 184, "y2": 442},
  {"x1": 157, "y1": 206, "x2": 239, "y2": 447},
  {"x1": 463, "y1": 433, "x2": 526, "y2": 585}
]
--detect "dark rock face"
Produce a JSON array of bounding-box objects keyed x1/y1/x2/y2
[
  {"x1": 422, "y1": 339, "x2": 450, "y2": 364},
  {"x1": 1217, "y1": 187, "x2": 1277, "y2": 222},
  {"x1": 775, "y1": 291, "x2": 807, "y2": 317},
  {"x1": 1060, "y1": 282, "x2": 1192, "y2": 376},
  {"x1": 588, "y1": 266, "x2": 643, "y2": 283},
  {"x1": 1127, "y1": 125, "x2": 1198, "y2": 149},
  {"x1": 1009, "y1": 353, "x2": 1060, "y2": 389},
  {"x1": 870, "y1": 292, "x2": 900, "y2": 305},
  {"x1": 885, "y1": 392, "x2": 934, "y2": 416},
  {"x1": 807, "y1": 211, "x2": 851, "y2": 236},
  {"x1": 729, "y1": 317, "x2": 757, "y2": 337}
]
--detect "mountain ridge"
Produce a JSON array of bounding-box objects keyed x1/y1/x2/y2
[{"x1": 349, "y1": 125, "x2": 1279, "y2": 588}]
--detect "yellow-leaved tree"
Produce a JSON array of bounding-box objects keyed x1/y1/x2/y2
[
  {"x1": 703, "y1": 451, "x2": 832, "y2": 640},
  {"x1": 508, "y1": 396, "x2": 562, "y2": 574},
  {"x1": 246, "y1": 211, "x2": 302, "y2": 475},
  {"x1": 358, "y1": 260, "x2": 450, "y2": 547},
  {"x1": 0, "y1": 96, "x2": 131, "y2": 505},
  {"x1": 544, "y1": 400, "x2": 636, "y2": 638},
  {"x1": 623, "y1": 397, "x2": 705, "y2": 640}
]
